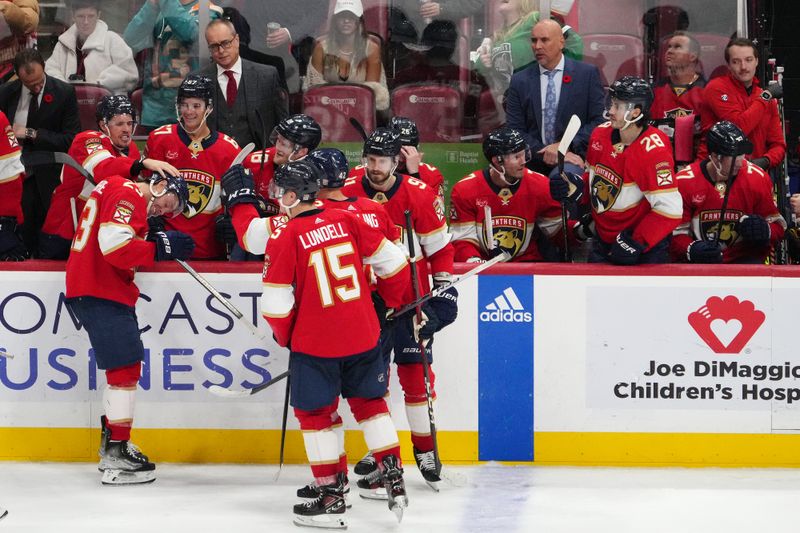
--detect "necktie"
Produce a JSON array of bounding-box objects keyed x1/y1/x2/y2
[
  {"x1": 27, "y1": 90, "x2": 39, "y2": 127},
  {"x1": 224, "y1": 70, "x2": 237, "y2": 108},
  {"x1": 543, "y1": 70, "x2": 557, "y2": 145}
]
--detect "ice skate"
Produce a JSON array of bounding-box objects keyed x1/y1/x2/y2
[
  {"x1": 99, "y1": 439, "x2": 156, "y2": 485},
  {"x1": 413, "y1": 446, "x2": 441, "y2": 492},
  {"x1": 293, "y1": 472, "x2": 347, "y2": 529},
  {"x1": 356, "y1": 468, "x2": 387, "y2": 500},
  {"x1": 380, "y1": 455, "x2": 408, "y2": 523},
  {"x1": 297, "y1": 476, "x2": 352, "y2": 508},
  {"x1": 97, "y1": 416, "x2": 111, "y2": 471},
  {"x1": 353, "y1": 451, "x2": 377, "y2": 476}
]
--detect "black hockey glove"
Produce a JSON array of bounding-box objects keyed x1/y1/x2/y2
[
  {"x1": 607, "y1": 230, "x2": 645, "y2": 265},
  {"x1": 786, "y1": 227, "x2": 800, "y2": 262},
  {"x1": 220, "y1": 164, "x2": 257, "y2": 210},
  {"x1": 371, "y1": 291, "x2": 390, "y2": 330},
  {"x1": 417, "y1": 273, "x2": 458, "y2": 339},
  {"x1": 214, "y1": 214, "x2": 238, "y2": 247},
  {"x1": 149, "y1": 231, "x2": 195, "y2": 261},
  {"x1": 573, "y1": 212, "x2": 595, "y2": 242},
  {"x1": 147, "y1": 215, "x2": 166, "y2": 235},
  {"x1": 0, "y1": 216, "x2": 27, "y2": 261},
  {"x1": 686, "y1": 239, "x2": 723, "y2": 263},
  {"x1": 750, "y1": 157, "x2": 770, "y2": 170},
  {"x1": 255, "y1": 195, "x2": 281, "y2": 217},
  {"x1": 738, "y1": 214, "x2": 771, "y2": 246},
  {"x1": 549, "y1": 171, "x2": 584, "y2": 204}
]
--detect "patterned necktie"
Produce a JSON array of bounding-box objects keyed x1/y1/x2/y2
[
  {"x1": 543, "y1": 69, "x2": 557, "y2": 145},
  {"x1": 224, "y1": 70, "x2": 237, "y2": 108}
]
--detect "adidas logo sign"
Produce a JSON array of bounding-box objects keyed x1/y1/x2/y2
[{"x1": 480, "y1": 287, "x2": 532, "y2": 323}]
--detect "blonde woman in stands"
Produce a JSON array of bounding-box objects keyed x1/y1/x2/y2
[{"x1": 304, "y1": 0, "x2": 389, "y2": 111}]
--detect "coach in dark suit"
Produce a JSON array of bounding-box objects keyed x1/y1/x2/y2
[
  {"x1": 197, "y1": 18, "x2": 288, "y2": 149},
  {"x1": 506, "y1": 19, "x2": 605, "y2": 180},
  {"x1": 0, "y1": 48, "x2": 80, "y2": 256}
]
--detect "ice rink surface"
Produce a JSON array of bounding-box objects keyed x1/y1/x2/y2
[{"x1": 1, "y1": 462, "x2": 799, "y2": 532}]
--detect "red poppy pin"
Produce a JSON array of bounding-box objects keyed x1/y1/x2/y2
[
  {"x1": 563, "y1": 74, "x2": 572, "y2": 84},
  {"x1": 43, "y1": 94, "x2": 53, "y2": 104}
]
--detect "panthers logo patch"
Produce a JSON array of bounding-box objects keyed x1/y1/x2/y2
[
  {"x1": 590, "y1": 164, "x2": 622, "y2": 213},
  {"x1": 180, "y1": 169, "x2": 216, "y2": 218},
  {"x1": 487, "y1": 216, "x2": 526, "y2": 258},
  {"x1": 699, "y1": 209, "x2": 743, "y2": 245}
]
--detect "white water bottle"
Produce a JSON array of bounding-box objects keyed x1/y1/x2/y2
[{"x1": 420, "y1": 0, "x2": 432, "y2": 24}]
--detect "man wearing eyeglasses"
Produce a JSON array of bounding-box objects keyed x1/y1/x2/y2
[{"x1": 196, "y1": 18, "x2": 288, "y2": 150}]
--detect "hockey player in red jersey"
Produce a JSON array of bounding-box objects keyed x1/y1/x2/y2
[
  {"x1": 145, "y1": 75, "x2": 241, "y2": 259},
  {"x1": 217, "y1": 114, "x2": 322, "y2": 260},
  {"x1": 671, "y1": 121, "x2": 786, "y2": 264},
  {"x1": 40, "y1": 95, "x2": 181, "y2": 259},
  {"x1": 348, "y1": 117, "x2": 446, "y2": 203},
  {"x1": 65, "y1": 173, "x2": 194, "y2": 485},
  {"x1": 573, "y1": 76, "x2": 683, "y2": 264},
  {"x1": 261, "y1": 161, "x2": 411, "y2": 527},
  {"x1": 342, "y1": 128, "x2": 457, "y2": 491},
  {"x1": 0, "y1": 109, "x2": 26, "y2": 261},
  {"x1": 450, "y1": 127, "x2": 563, "y2": 262}
]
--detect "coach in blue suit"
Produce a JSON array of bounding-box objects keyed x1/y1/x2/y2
[{"x1": 506, "y1": 19, "x2": 605, "y2": 180}]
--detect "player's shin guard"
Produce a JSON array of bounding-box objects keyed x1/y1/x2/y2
[
  {"x1": 397, "y1": 363, "x2": 437, "y2": 452},
  {"x1": 349, "y1": 397, "x2": 400, "y2": 501},
  {"x1": 103, "y1": 362, "x2": 141, "y2": 441},
  {"x1": 295, "y1": 404, "x2": 341, "y2": 484}
]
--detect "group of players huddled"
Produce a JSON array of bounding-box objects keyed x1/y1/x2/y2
[{"x1": 0, "y1": 67, "x2": 789, "y2": 528}]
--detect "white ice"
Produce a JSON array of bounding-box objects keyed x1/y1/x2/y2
[{"x1": 0, "y1": 462, "x2": 799, "y2": 532}]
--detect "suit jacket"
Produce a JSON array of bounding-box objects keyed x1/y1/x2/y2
[
  {"x1": 198, "y1": 58, "x2": 289, "y2": 149},
  {"x1": 506, "y1": 57, "x2": 605, "y2": 163}
]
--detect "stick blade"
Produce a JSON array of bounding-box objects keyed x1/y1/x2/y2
[
  {"x1": 558, "y1": 115, "x2": 582, "y2": 157},
  {"x1": 206, "y1": 385, "x2": 252, "y2": 398}
]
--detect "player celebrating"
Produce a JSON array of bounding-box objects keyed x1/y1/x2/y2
[
  {"x1": 65, "y1": 173, "x2": 194, "y2": 485},
  {"x1": 145, "y1": 75, "x2": 240, "y2": 259},
  {"x1": 262, "y1": 161, "x2": 412, "y2": 528},
  {"x1": 349, "y1": 117, "x2": 446, "y2": 202},
  {"x1": 40, "y1": 95, "x2": 181, "y2": 259},
  {"x1": 671, "y1": 121, "x2": 786, "y2": 264},
  {"x1": 342, "y1": 128, "x2": 457, "y2": 491},
  {"x1": 450, "y1": 127, "x2": 564, "y2": 262},
  {"x1": 0, "y1": 108, "x2": 26, "y2": 261},
  {"x1": 572, "y1": 76, "x2": 683, "y2": 264}
]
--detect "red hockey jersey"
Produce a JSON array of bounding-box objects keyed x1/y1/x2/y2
[
  {"x1": 145, "y1": 125, "x2": 240, "y2": 259},
  {"x1": 341, "y1": 174, "x2": 453, "y2": 293},
  {"x1": 670, "y1": 160, "x2": 786, "y2": 263},
  {"x1": 650, "y1": 77, "x2": 707, "y2": 160},
  {"x1": 65, "y1": 176, "x2": 155, "y2": 307},
  {"x1": 0, "y1": 111, "x2": 24, "y2": 222},
  {"x1": 42, "y1": 130, "x2": 142, "y2": 240},
  {"x1": 449, "y1": 168, "x2": 562, "y2": 262},
  {"x1": 242, "y1": 146, "x2": 280, "y2": 212},
  {"x1": 583, "y1": 123, "x2": 683, "y2": 248},
  {"x1": 349, "y1": 162, "x2": 446, "y2": 203},
  {"x1": 316, "y1": 196, "x2": 400, "y2": 242},
  {"x1": 700, "y1": 72, "x2": 786, "y2": 167},
  {"x1": 262, "y1": 208, "x2": 411, "y2": 357}
]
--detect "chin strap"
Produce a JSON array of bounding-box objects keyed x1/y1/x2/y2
[
  {"x1": 620, "y1": 104, "x2": 644, "y2": 131},
  {"x1": 490, "y1": 156, "x2": 520, "y2": 187},
  {"x1": 177, "y1": 107, "x2": 213, "y2": 136}
]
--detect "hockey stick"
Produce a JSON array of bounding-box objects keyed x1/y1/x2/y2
[
  {"x1": 274, "y1": 370, "x2": 291, "y2": 480},
  {"x1": 387, "y1": 250, "x2": 509, "y2": 320},
  {"x1": 207, "y1": 369, "x2": 289, "y2": 398},
  {"x1": 22, "y1": 151, "x2": 93, "y2": 182},
  {"x1": 484, "y1": 205, "x2": 494, "y2": 250},
  {"x1": 713, "y1": 157, "x2": 739, "y2": 245},
  {"x1": 0, "y1": 350, "x2": 14, "y2": 358},
  {"x1": 404, "y1": 210, "x2": 441, "y2": 485},
  {"x1": 254, "y1": 108, "x2": 268, "y2": 177},
  {"x1": 349, "y1": 117, "x2": 369, "y2": 141},
  {"x1": 557, "y1": 114, "x2": 582, "y2": 262}
]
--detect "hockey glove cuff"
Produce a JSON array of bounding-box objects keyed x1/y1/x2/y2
[
  {"x1": 550, "y1": 171, "x2": 584, "y2": 203},
  {"x1": 608, "y1": 230, "x2": 645, "y2": 265},
  {"x1": 214, "y1": 214, "x2": 238, "y2": 247},
  {"x1": 149, "y1": 230, "x2": 196, "y2": 261},
  {"x1": 220, "y1": 164, "x2": 258, "y2": 210},
  {"x1": 738, "y1": 214, "x2": 771, "y2": 246},
  {"x1": 687, "y1": 239, "x2": 723, "y2": 263}
]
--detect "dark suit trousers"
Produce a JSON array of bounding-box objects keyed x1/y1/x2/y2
[{"x1": 21, "y1": 162, "x2": 61, "y2": 257}]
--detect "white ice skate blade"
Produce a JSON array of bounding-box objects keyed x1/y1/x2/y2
[
  {"x1": 358, "y1": 487, "x2": 388, "y2": 501},
  {"x1": 292, "y1": 514, "x2": 348, "y2": 530},
  {"x1": 101, "y1": 469, "x2": 156, "y2": 485},
  {"x1": 424, "y1": 479, "x2": 441, "y2": 492},
  {"x1": 389, "y1": 495, "x2": 408, "y2": 523}
]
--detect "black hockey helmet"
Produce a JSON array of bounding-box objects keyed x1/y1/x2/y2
[
  {"x1": 608, "y1": 76, "x2": 653, "y2": 119},
  {"x1": 389, "y1": 116, "x2": 419, "y2": 147},
  {"x1": 149, "y1": 173, "x2": 189, "y2": 218},
  {"x1": 363, "y1": 128, "x2": 402, "y2": 158},
  {"x1": 706, "y1": 121, "x2": 754, "y2": 157},
  {"x1": 482, "y1": 127, "x2": 531, "y2": 162},
  {"x1": 271, "y1": 160, "x2": 322, "y2": 202},
  {"x1": 96, "y1": 94, "x2": 137, "y2": 125},
  {"x1": 177, "y1": 74, "x2": 214, "y2": 108},
  {"x1": 270, "y1": 114, "x2": 322, "y2": 151},
  {"x1": 307, "y1": 148, "x2": 350, "y2": 189}
]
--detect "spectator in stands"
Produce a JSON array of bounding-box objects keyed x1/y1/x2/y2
[
  {"x1": 0, "y1": 0, "x2": 38, "y2": 82},
  {"x1": 44, "y1": 0, "x2": 138, "y2": 95},
  {"x1": 221, "y1": 7, "x2": 287, "y2": 91},
  {"x1": 305, "y1": 0, "x2": 389, "y2": 111},
  {"x1": 700, "y1": 37, "x2": 786, "y2": 171},
  {"x1": 473, "y1": 0, "x2": 583, "y2": 99},
  {"x1": 505, "y1": 19, "x2": 604, "y2": 181},
  {"x1": 195, "y1": 18, "x2": 288, "y2": 149},
  {"x1": 0, "y1": 48, "x2": 80, "y2": 256},
  {"x1": 650, "y1": 31, "x2": 707, "y2": 164},
  {"x1": 123, "y1": 0, "x2": 221, "y2": 129},
  {"x1": 256, "y1": 1, "x2": 327, "y2": 82},
  {"x1": 391, "y1": 0, "x2": 483, "y2": 34}
]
